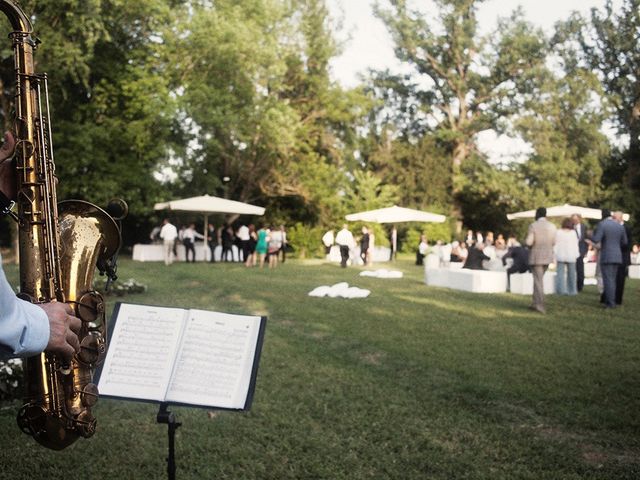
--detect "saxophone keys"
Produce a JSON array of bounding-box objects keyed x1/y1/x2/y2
[
  {"x1": 76, "y1": 410, "x2": 97, "y2": 438},
  {"x1": 77, "y1": 291, "x2": 104, "y2": 323},
  {"x1": 77, "y1": 334, "x2": 103, "y2": 365},
  {"x1": 80, "y1": 383, "x2": 99, "y2": 408}
]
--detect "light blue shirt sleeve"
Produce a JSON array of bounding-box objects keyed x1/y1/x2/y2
[{"x1": 0, "y1": 254, "x2": 49, "y2": 359}]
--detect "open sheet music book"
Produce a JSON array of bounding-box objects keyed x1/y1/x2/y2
[{"x1": 96, "y1": 303, "x2": 266, "y2": 411}]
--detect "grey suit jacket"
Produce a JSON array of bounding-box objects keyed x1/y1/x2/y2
[
  {"x1": 526, "y1": 217, "x2": 557, "y2": 265},
  {"x1": 591, "y1": 217, "x2": 628, "y2": 264}
]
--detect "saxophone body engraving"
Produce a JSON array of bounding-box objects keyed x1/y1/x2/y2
[{"x1": 1, "y1": 0, "x2": 121, "y2": 450}]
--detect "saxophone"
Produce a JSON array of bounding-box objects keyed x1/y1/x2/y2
[{"x1": 1, "y1": 0, "x2": 122, "y2": 450}]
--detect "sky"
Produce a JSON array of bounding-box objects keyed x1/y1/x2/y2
[{"x1": 326, "y1": 0, "x2": 619, "y2": 163}]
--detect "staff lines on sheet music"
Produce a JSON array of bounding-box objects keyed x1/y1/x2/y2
[
  {"x1": 111, "y1": 346, "x2": 171, "y2": 359},
  {"x1": 168, "y1": 383, "x2": 233, "y2": 399}
]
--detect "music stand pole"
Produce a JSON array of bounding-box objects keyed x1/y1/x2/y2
[{"x1": 157, "y1": 402, "x2": 182, "y2": 480}]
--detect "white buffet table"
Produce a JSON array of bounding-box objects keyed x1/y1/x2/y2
[
  {"x1": 328, "y1": 245, "x2": 391, "y2": 264},
  {"x1": 132, "y1": 243, "x2": 240, "y2": 262}
]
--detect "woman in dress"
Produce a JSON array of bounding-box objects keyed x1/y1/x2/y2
[{"x1": 255, "y1": 226, "x2": 269, "y2": 268}]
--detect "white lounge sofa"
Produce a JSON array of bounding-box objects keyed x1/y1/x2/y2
[
  {"x1": 509, "y1": 272, "x2": 556, "y2": 295},
  {"x1": 424, "y1": 266, "x2": 507, "y2": 293}
]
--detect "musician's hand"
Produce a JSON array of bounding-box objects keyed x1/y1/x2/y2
[
  {"x1": 0, "y1": 131, "x2": 16, "y2": 200},
  {"x1": 39, "y1": 302, "x2": 81, "y2": 362}
]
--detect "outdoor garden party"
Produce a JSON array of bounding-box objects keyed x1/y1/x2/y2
[{"x1": 1, "y1": 0, "x2": 639, "y2": 479}]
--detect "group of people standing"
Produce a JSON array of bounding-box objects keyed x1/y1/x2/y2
[
  {"x1": 523, "y1": 208, "x2": 630, "y2": 313},
  {"x1": 415, "y1": 207, "x2": 633, "y2": 314},
  {"x1": 154, "y1": 219, "x2": 287, "y2": 268},
  {"x1": 323, "y1": 224, "x2": 398, "y2": 268}
]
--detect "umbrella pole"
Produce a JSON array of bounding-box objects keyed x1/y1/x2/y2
[{"x1": 204, "y1": 214, "x2": 209, "y2": 261}]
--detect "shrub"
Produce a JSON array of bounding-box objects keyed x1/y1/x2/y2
[
  {"x1": 287, "y1": 223, "x2": 325, "y2": 259},
  {"x1": 0, "y1": 359, "x2": 23, "y2": 401},
  {"x1": 401, "y1": 227, "x2": 423, "y2": 254}
]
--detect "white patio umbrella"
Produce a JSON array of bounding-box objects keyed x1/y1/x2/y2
[
  {"x1": 507, "y1": 203, "x2": 629, "y2": 221},
  {"x1": 154, "y1": 194, "x2": 265, "y2": 243},
  {"x1": 345, "y1": 205, "x2": 446, "y2": 223},
  {"x1": 154, "y1": 194, "x2": 265, "y2": 216}
]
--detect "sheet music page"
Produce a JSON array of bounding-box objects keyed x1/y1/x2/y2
[
  {"x1": 97, "y1": 304, "x2": 187, "y2": 402},
  {"x1": 165, "y1": 310, "x2": 261, "y2": 409}
]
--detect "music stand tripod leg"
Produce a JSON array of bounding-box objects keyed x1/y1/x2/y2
[{"x1": 157, "y1": 402, "x2": 182, "y2": 480}]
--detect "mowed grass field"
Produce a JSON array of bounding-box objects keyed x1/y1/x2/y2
[{"x1": 1, "y1": 257, "x2": 639, "y2": 479}]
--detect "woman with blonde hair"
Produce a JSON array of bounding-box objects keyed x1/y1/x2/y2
[{"x1": 554, "y1": 217, "x2": 580, "y2": 295}]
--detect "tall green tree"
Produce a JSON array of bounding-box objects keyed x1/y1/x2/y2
[
  {"x1": 364, "y1": 128, "x2": 453, "y2": 211},
  {"x1": 169, "y1": 0, "x2": 293, "y2": 205},
  {"x1": 1, "y1": 1, "x2": 182, "y2": 244},
  {"x1": 515, "y1": 59, "x2": 608, "y2": 206},
  {"x1": 579, "y1": 0, "x2": 640, "y2": 231},
  {"x1": 375, "y1": 0, "x2": 548, "y2": 213},
  {"x1": 172, "y1": 0, "x2": 368, "y2": 226}
]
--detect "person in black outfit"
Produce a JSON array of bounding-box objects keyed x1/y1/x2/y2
[
  {"x1": 502, "y1": 238, "x2": 529, "y2": 289},
  {"x1": 463, "y1": 242, "x2": 490, "y2": 270},
  {"x1": 359, "y1": 226, "x2": 370, "y2": 265},
  {"x1": 221, "y1": 224, "x2": 234, "y2": 262},
  {"x1": 502, "y1": 238, "x2": 529, "y2": 274},
  {"x1": 571, "y1": 214, "x2": 589, "y2": 291},
  {"x1": 207, "y1": 223, "x2": 217, "y2": 262}
]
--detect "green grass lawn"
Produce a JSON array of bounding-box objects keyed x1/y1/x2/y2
[{"x1": 1, "y1": 257, "x2": 639, "y2": 479}]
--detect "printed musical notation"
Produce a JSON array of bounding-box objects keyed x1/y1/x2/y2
[
  {"x1": 165, "y1": 312, "x2": 256, "y2": 407},
  {"x1": 97, "y1": 306, "x2": 185, "y2": 401},
  {"x1": 96, "y1": 303, "x2": 264, "y2": 410}
]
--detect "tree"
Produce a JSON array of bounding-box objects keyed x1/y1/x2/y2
[
  {"x1": 172, "y1": 0, "x2": 369, "y2": 226},
  {"x1": 1, "y1": 1, "x2": 182, "y2": 245},
  {"x1": 578, "y1": 0, "x2": 640, "y2": 232},
  {"x1": 515, "y1": 52, "x2": 608, "y2": 206},
  {"x1": 364, "y1": 128, "x2": 453, "y2": 211},
  {"x1": 375, "y1": 0, "x2": 548, "y2": 214}
]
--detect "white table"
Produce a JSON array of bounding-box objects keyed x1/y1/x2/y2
[
  {"x1": 328, "y1": 246, "x2": 391, "y2": 264},
  {"x1": 132, "y1": 244, "x2": 240, "y2": 262}
]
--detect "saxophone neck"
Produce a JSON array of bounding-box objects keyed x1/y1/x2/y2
[{"x1": 0, "y1": 0, "x2": 34, "y2": 35}]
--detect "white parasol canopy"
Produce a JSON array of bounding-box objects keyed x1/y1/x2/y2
[
  {"x1": 507, "y1": 203, "x2": 629, "y2": 221},
  {"x1": 154, "y1": 194, "x2": 265, "y2": 216},
  {"x1": 154, "y1": 194, "x2": 265, "y2": 248},
  {"x1": 345, "y1": 205, "x2": 446, "y2": 223}
]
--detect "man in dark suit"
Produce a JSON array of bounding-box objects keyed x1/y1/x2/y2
[
  {"x1": 463, "y1": 242, "x2": 490, "y2": 270},
  {"x1": 613, "y1": 211, "x2": 632, "y2": 305},
  {"x1": 591, "y1": 209, "x2": 628, "y2": 309},
  {"x1": 502, "y1": 238, "x2": 529, "y2": 285},
  {"x1": 571, "y1": 213, "x2": 589, "y2": 291}
]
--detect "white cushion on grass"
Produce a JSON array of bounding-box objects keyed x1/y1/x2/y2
[
  {"x1": 359, "y1": 269, "x2": 403, "y2": 279},
  {"x1": 308, "y1": 282, "x2": 371, "y2": 298}
]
